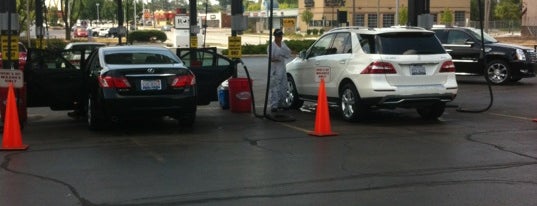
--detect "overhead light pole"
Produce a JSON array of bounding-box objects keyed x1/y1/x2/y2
[{"x1": 96, "y1": 3, "x2": 100, "y2": 23}]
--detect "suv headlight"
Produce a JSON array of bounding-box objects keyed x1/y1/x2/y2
[{"x1": 515, "y1": 49, "x2": 526, "y2": 61}]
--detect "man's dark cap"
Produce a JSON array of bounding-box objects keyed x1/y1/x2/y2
[{"x1": 274, "y1": 29, "x2": 283, "y2": 37}]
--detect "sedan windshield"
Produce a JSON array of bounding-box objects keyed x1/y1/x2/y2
[{"x1": 104, "y1": 52, "x2": 181, "y2": 65}]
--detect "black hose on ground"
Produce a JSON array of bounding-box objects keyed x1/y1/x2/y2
[{"x1": 456, "y1": 0, "x2": 493, "y2": 114}]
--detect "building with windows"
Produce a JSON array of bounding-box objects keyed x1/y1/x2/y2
[
  {"x1": 298, "y1": 0, "x2": 470, "y2": 31},
  {"x1": 521, "y1": 0, "x2": 536, "y2": 37}
]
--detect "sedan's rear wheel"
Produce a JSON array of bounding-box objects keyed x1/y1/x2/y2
[
  {"x1": 87, "y1": 95, "x2": 108, "y2": 130},
  {"x1": 339, "y1": 83, "x2": 367, "y2": 121},
  {"x1": 175, "y1": 107, "x2": 196, "y2": 127},
  {"x1": 416, "y1": 102, "x2": 446, "y2": 120}
]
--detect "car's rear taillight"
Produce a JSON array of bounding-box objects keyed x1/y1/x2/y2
[
  {"x1": 171, "y1": 74, "x2": 196, "y2": 88},
  {"x1": 98, "y1": 75, "x2": 131, "y2": 88},
  {"x1": 361, "y1": 61, "x2": 397, "y2": 74},
  {"x1": 440, "y1": 60, "x2": 456, "y2": 73}
]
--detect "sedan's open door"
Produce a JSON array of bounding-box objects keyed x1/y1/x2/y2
[
  {"x1": 176, "y1": 47, "x2": 234, "y2": 105},
  {"x1": 24, "y1": 49, "x2": 86, "y2": 110}
]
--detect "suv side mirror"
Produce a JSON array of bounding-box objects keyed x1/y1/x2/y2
[
  {"x1": 299, "y1": 50, "x2": 307, "y2": 59},
  {"x1": 465, "y1": 39, "x2": 475, "y2": 45}
]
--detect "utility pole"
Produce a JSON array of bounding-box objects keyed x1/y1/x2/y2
[
  {"x1": 189, "y1": 0, "x2": 197, "y2": 48},
  {"x1": 133, "y1": 0, "x2": 137, "y2": 30},
  {"x1": 117, "y1": 0, "x2": 124, "y2": 44},
  {"x1": 484, "y1": 0, "x2": 490, "y2": 32}
]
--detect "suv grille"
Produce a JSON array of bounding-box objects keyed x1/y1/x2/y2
[{"x1": 527, "y1": 50, "x2": 537, "y2": 63}]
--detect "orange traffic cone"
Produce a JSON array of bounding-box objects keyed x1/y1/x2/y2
[
  {"x1": 308, "y1": 78, "x2": 338, "y2": 137},
  {"x1": 1, "y1": 83, "x2": 28, "y2": 151}
]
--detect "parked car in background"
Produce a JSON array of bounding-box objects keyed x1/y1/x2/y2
[
  {"x1": 285, "y1": 26, "x2": 458, "y2": 121},
  {"x1": 107, "y1": 27, "x2": 118, "y2": 37},
  {"x1": 432, "y1": 26, "x2": 537, "y2": 84},
  {"x1": 97, "y1": 27, "x2": 110, "y2": 37},
  {"x1": 161, "y1": 25, "x2": 172, "y2": 31},
  {"x1": 0, "y1": 42, "x2": 27, "y2": 70},
  {"x1": 64, "y1": 42, "x2": 106, "y2": 68},
  {"x1": 107, "y1": 27, "x2": 127, "y2": 37},
  {"x1": 73, "y1": 27, "x2": 88, "y2": 38}
]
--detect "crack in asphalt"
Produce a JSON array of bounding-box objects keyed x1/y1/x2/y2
[
  {"x1": 2, "y1": 128, "x2": 536, "y2": 205},
  {"x1": 1, "y1": 152, "x2": 97, "y2": 206},
  {"x1": 112, "y1": 179, "x2": 537, "y2": 206},
  {"x1": 465, "y1": 129, "x2": 537, "y2": 161}
]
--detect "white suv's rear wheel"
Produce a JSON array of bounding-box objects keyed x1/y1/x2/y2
[
  {"x1": 339, "y1": 83, "x2": 367, "y2": 121},
  {"x1": 416, "y1": 102, "x2": 446, "y2": 120}
]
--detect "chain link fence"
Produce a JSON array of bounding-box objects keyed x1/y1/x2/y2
[{"x1": 453, "y1": 20, "x2": 536, "y2": 37}]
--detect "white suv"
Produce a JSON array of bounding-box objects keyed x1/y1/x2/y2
[{"x1": 285, "y1": 26, "x2": 458, "y2": 121}]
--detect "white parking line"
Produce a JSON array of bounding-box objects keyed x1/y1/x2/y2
[{"x1": 488, "y1": 112, "x2": 535, "y2": 121}]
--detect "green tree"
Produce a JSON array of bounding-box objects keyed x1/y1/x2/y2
[
  {"x1": 440, "y1": 8, "x2": 453, "y2": 26},
  {"x1": 300, "y1": 9, "x2": 313, "y2": 31},
  {"x1": 398, "y1": 5, "x2": 408, "y2": 25},
  {"x1": 246, "y1": 1, "x2": 261, "y2": 11},
  {"x1": 219, "y1": 0, "x2": 231, "y2": 12},
  {"x1": 16, "y1": 0, "x2": 35, "y2": 35},
  {"x1": 59, "y1": 0, "x2": 84, "y2": 40},
  {"x1": 494, "y1": 0, "x2": 520, "y2": 20},
  {"x1": 48, "y1": 6, "x2": 60, "y2": 26},
  {"x1": 470, "y1": 0, "x2": 498, "y2": 21}
]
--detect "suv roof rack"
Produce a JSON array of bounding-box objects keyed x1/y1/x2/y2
[
  {"x1": 329, "y1": 26, "x2": 374, "y2": 32},
  {"x1": 389, "y1": 25, "x2": 427, "y2": 30}
]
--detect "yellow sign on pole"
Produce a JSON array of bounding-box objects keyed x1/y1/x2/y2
[
  {"x1": 228, "y1": 36, "x2": 242, "y2": 59},
  {"x1": 190, "y1": 36, "x2": 198, "y2": 48},
  {"x1": 35, "y1": 39, "x2": 47, "y2": 49},
  {"x1": 1, "y1": 35, "x2": 19, "y2": 60},
  {"x1": 283, "y1": 18, "x2": 296, "y2": 29}
]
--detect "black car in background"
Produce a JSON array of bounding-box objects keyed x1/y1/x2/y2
[{"x1": 432, "y1": 26, "x2": 537, "y2": 84}]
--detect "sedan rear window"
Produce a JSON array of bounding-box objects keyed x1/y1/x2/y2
[
  {"x1": 378, "y1": 32, "x2": 446, "y2": 55},
  {"x1": 104, "y1": 52, "x2": 180, "y2": 64}
]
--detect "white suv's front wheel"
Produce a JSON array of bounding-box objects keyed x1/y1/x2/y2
[
  {"x1": 284, "y1": 75, "x2": 303, "y2": 109},
  {"x1": 339, "y1": 83, "x2": 367, "y2": 121}
]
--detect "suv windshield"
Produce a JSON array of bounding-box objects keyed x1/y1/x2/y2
[
  {"x1": 466, "y1": 28, "x2": 498, "y2": 43},
  {"x1": 378, "y1": 32, "x2": 446, "y2": 55}
]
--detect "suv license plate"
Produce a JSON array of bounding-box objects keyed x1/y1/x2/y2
[
  {"x1": 141, "y1": 79, "x2": 162, "y2": 90},
  {"x1": 410, "y1": 65, "x2": 426, "y2": 75}
]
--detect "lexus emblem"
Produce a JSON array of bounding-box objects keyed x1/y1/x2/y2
[{"x1": 147, "y1": 68, "x2": 155, "y2": 73}]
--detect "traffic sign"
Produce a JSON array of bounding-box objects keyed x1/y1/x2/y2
[
  {"x1": 228, "y1": 36, "x2": 242, "y2": 59},
  {"x1": 175, "y1": 15, "x2": 189, "y2": 29},
  {"x1": 283, "y1": 18, "x2": 295, "y2": 28},
  {"x1": 1, "y1": 35, "x2": 19, "y2": 60},
  {"x1": 190, "y1": 36, "x2": 198, "y2": 48}
]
